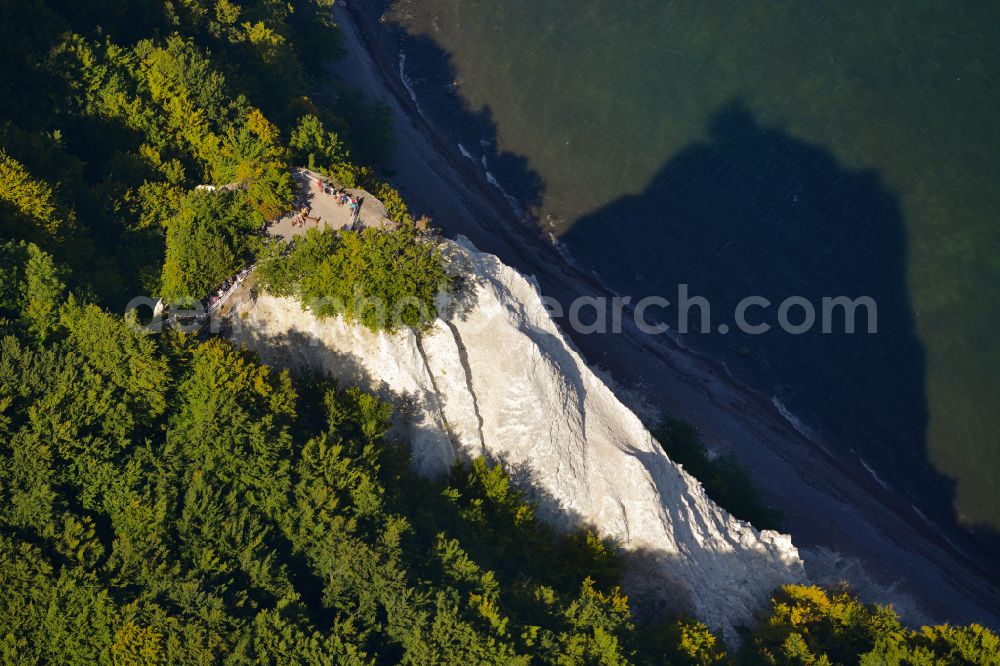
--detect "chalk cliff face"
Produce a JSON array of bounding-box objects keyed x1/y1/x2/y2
[{"x1": 227, "y1": 236, "x2": 805, "y2": 638}]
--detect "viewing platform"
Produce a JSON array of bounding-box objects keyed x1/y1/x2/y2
[
  {"x1": 267, "y1": 167, "x2": 396, "y2": 240},
  {"x1": 154, "y1": 167, "x2": 402, "y2": 330}
]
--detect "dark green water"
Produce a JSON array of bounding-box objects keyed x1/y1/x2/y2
[{"x1": 386, "y1": 1, "x2": 1000, "y2": 535}]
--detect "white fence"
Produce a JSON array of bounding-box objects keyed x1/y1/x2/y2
[{"x1": 155, "y1": 265, "x2": 255, "y2": 331}]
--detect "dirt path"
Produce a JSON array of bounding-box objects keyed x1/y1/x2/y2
[{"x1": 329, "y1": 1, "x2": 1000, "y2": 629}]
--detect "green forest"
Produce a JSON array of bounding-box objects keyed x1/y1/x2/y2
[{"x1": 1, "y1": 0, "x2": 998, "y2": 663}]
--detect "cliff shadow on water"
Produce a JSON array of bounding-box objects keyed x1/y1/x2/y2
[{"x1": 562, "y1": 101, "x2": 1000, "y2": 553}]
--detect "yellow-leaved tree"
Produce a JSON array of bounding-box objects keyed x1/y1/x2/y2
[{"x1": 0, "y1": 150, "x2": 76, "y2": 240}]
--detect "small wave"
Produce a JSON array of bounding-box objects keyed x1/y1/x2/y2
[
  {"x1": 457, "y1": 143, "x2": 474, "y2": 161},
  {"x1": 859, "y1": 457, "x2": 891, "y2": 492},
  {"x1": 582, "y1": 271, "x2": 622, "y2": 299},
  {"x1": 398, "y1": 51, "x2": 423, "y2": 115},
  {"x1": 482, "y1": 163, "x2": 525, "y2": 218},
  {"x1": 911, "y1": 504, "x2": 935, "y2": 528},
  {"x1": 771, "y1": 396, "x2": 829, "y2": 454},
  {"x1": 552, "y1": 239, "x2": 580, "y2": 267},
  {"x1": 908, "y1": 508, "x2": 968, "y2": 556}
]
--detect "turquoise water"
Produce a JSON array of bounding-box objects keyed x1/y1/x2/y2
[{"x1": 386, "y1": 1, "x2": 1000, "y2": 535}]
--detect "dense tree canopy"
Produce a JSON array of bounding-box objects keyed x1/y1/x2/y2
[
  {"x1": 290, "y1": 113, "x2": 364, "y2": 188},
  {"x1": 160, "y1": 189, "x2": 260, "y2": 301},
  {"x1": 257, "y1": 226, "x2": 452, "y2": 332},
  {"x1": 0, "y1": 240, "x2": 67, "y2": 342},
  {"x1": 743, "y1": 585, "x2": 1000, "y2": 665},
  {"x1": 0, "y1": 0, "x2": 399, "y2": 306}
]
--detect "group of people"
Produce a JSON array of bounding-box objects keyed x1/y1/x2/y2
[
  {"x1": 204, "y1": 267, "x2": 253, "y2": 314},
  {"x1": 316, "y1": 178, "x2": 360, "y2": 215},
  {"x1": 273, "y1": 175, "x2": 364, "y2": 234}
]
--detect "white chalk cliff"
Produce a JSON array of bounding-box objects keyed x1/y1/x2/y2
[{"x1": 227, "y1": 236, "x2": 805, "y2": 638}]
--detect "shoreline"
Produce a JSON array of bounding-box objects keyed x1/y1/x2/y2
[{"x1": 331, "y1": 1, "x2": 1000, "y2": 628}]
